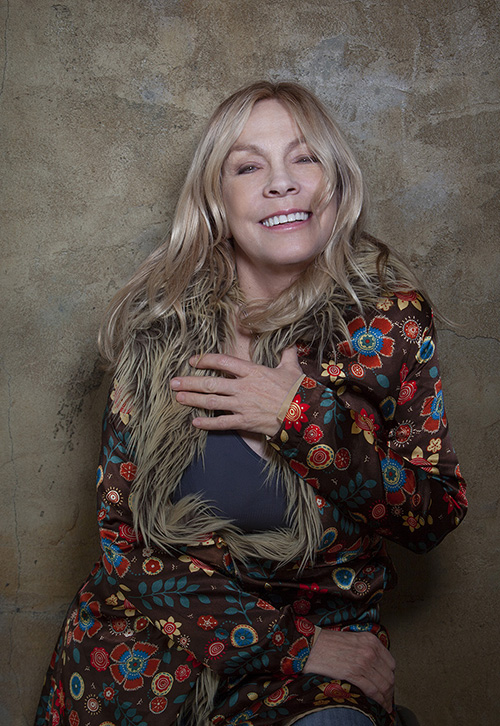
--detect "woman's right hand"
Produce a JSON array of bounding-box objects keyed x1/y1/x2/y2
[{"x1": 303, "y1": 629, "x2": 395, "y2": 713}]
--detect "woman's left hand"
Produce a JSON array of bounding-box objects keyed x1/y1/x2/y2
[{"x1": 170, "y1": 347, "x2": 303, "y2": 437}]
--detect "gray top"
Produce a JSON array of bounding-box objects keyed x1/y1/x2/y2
[{"x1": 174, "y1": 430, "x2": 288, "y2": 532}]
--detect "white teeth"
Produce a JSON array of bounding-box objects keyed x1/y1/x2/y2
[{"x1": 262, "y1": 211, "x2": 309, "y2": 227}]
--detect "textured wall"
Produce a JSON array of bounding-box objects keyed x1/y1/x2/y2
[{"x1": 1, "y1": 0, "x2": 498, "y2": 724}]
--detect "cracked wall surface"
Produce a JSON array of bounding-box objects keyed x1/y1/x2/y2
[{"x1": 1, "y1": 1, "x2": 499, "y2": 724}]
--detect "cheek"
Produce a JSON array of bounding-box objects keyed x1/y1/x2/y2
[{"x1": 319, "y1": 197, "x2": 338, "y2": 236}]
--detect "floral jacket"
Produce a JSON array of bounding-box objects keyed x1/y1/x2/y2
[{"x1": 35, "y1": 292, "x2": 467, "y2": 726}]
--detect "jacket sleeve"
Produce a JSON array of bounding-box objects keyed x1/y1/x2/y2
[
  {"x1": 268, "y1": 296, "x2": 468, "y2": 553},
  {"x1": 96, "y1": 388, "x2": 315, "y2": 679}
]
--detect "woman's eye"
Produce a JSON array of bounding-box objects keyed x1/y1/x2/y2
[
  {"x1": 297, "y1": 155, "x2": 318, "y2": 163},
  {"x1": 237, "y1": 164, "x2": 258, "y2": 175}
]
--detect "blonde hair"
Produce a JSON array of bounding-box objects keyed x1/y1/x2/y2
[{"x1": 99, "y1": 81, "x2": 421, "y2": 562}]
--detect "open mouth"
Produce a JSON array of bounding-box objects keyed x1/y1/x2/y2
[{"x1": 260, "y1": 211, "x2": 311, "y2": 228}]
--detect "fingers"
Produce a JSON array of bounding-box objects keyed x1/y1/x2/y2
[
  {"x1": 171, "y1": 374, "x2": 235, "y2": 396},
  {"x1": 189, "y1": 353, "x2": 254, "y2": 377},
  {"x1": 304, "y1": 630, "x2": 395, "y2": 713}
]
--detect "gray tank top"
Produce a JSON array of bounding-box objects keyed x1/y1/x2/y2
[{"x1": 174, "y1": 430, "x2": 288, "y2": 532}]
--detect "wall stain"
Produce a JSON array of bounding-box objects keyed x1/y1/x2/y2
[{"x1": 53, "y1": 358, "x2": 105, "y2": 453}]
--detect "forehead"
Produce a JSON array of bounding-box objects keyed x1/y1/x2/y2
[{"x1": 230, "y1": 98, "x2": 302, "y2": 149}]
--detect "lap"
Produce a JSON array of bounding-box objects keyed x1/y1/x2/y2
[{"x1": 293, "y1": 707, "x2": 373, "y2": 726}]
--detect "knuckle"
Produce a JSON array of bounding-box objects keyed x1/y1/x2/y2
[{"x1": 205, "y1": 378, "x2": 217, "y2": 393}]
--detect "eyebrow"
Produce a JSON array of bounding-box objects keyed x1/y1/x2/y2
[{"x1": 227, "y1": 137, "x2": 307, "y2": 157}]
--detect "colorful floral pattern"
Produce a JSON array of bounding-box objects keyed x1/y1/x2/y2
[{"x1": 36, "y1": 293, "x2": 466, "y2": 726}]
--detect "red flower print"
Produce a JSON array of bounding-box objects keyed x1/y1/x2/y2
[
  {"x1": 348, "y1": 362, "x2": 364, "y2": 379},
  {"x1": 55, "y1": 681, "x2": 65, "y2": 713},
  {"x1": 402, "y1": 318, "x2": 421, "y2": 342},
  {"x1": 257, "y1": 599, "x2": 275, "y2": 610},
  {"x1": 142, "y1": 557, "x2": 164, "y2": 575},
  {"x1": 319, "y1": 680, "x2": 359, "y2": 704},
  {"x1": 197, "y1": 615, "x2": 218, "y2": 631},
  {"x1": 72, "y1": 592, "x2": 103, "y2": 643},
  {"x1": 320, "y1": 360, "x2": 346, "y2": 384},
  {"x1": 293, "y1": 598, "x2": 311, "y2": 615},
  {"x1": 306, "y1": 476, "x2": 320, "y2": 489},
  {"x1": 306, "y1": 444, "x2": 335, "y2": 470},
  {"x1": 109, "y1": 617, "x2": 128, "y2": 634},
  {"x1": 334, "y1": 448, "x2": 351, "y2": 470},
  {"x1": 380, "y1": 452, "x2": 416, "y2": 505},
  {"x1": 299, "y1": 582, "x2": 328, "y2": 595},
  {"x1": 110, "y1": 641, "x2": 160, "y2": 691},
  {"x1": 101, "y1": 684, "x2": 117, "y2": 703},
  {"x1": 337, "y1": 316, "x2": 394, "y2": 369},
  {"x1": 421, "y1": 379, "x2": 447, "y2": 432},
  {"x1": 316, "y1": 494, "x2": 326, "y2": 509},
  {"x1": 150, "y1": 696, "x2": 168, "y2": 714},
  {"x1": 284, "y1": 395, "x2": 310, "y2": 432},
  {"x1": 205, "y1": 639, "x2": 225, "y2": 659},
  {"x1": 395, "y1": 290, "x2": 423, "y2": 311},
  {"x1": 120, "y1": 461, "x2": 137, "y2": 481},
  {"x1": 272, "y1": 629, "x2": 286, "y2": 647},
  {"x1": 90, "y1": 646, "x2": 109, "y2": 671},
  {"x1": 350, "y1": 409, "x2": 379, "y2": 444},
  {"x1": 301, "y1": 376, "x2": 317, "y2": 389},
  {"x1": 370, "y1": 501, "x2": 387, "y2": 522},
  {"x1": 295, "y1": 617, "x2": 315, "y2": 637},
  {"x1": 296, "y1": 343, "x2": 311, "y2": 356},
  {"x1": 119, "y1": 523, "x2": 140, "y2": 542},
  {"x1": 398, "y1": 380, "x2": 417, "y2": 405},
  {"x1": 105, "y1": 488, "x2": 123, "y2": 506},
  {"x1": 281, "y1": 636, "x2": 310, "y2": 675},
  {"x1": 394, "y1": 422, "x2": 414, "y2": 445},
  {"x1": 303, "y1": 424, "x2": 323, "y2": 444},
  {"x1": 264, "y1": 685, "x2": 290, "y2": 706},
  {"x1": 100, "y1": 528, "x2": 133, "y2": 577},
  {"x1": 290, "y1": 459, "x2": 309, "y2": 478},
  {"x1": 174, "y1": 664, "x2": 191, "y2": 682}
]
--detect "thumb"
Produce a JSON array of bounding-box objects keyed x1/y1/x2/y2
[{"x1": 278, "y1": 345, "x2": 301, "y2": 371}]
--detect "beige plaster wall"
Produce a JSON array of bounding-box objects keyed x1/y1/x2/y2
[{"x1": 1, "y1": 0, "x2": 498, "y2": 724}]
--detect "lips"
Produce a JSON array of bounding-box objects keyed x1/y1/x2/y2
[{"x1": 260, "y1": 211, "x2": 311, "y2": 228}]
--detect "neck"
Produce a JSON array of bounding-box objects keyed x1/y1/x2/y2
[{"x1": 235, "y1": 260, "x2": 300, "y2": 302}]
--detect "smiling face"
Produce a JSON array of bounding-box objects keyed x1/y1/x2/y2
[{"x1": 221, "y1": 99, "x2": 338, "y2": 298}]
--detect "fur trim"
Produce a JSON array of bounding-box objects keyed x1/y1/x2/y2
[{"x1": 113, "y1": 288, "x2": 323, "y2": 569}]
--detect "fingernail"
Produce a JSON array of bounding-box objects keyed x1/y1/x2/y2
[{"x1": 170, "y1": 379, "x2": 180, "y2": 389}]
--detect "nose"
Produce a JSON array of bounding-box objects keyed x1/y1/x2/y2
[{"x1": 263, "y1": 165, "x2": 299, "y2": 197}]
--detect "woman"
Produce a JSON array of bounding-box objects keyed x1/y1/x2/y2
[{"x1": 35, "y1": 81, "x2": 467, "y2": 726}]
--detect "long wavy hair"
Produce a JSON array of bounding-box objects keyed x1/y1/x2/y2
[{"x1": 98, "y1": 81, "x2": 422, "y2": 564}]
